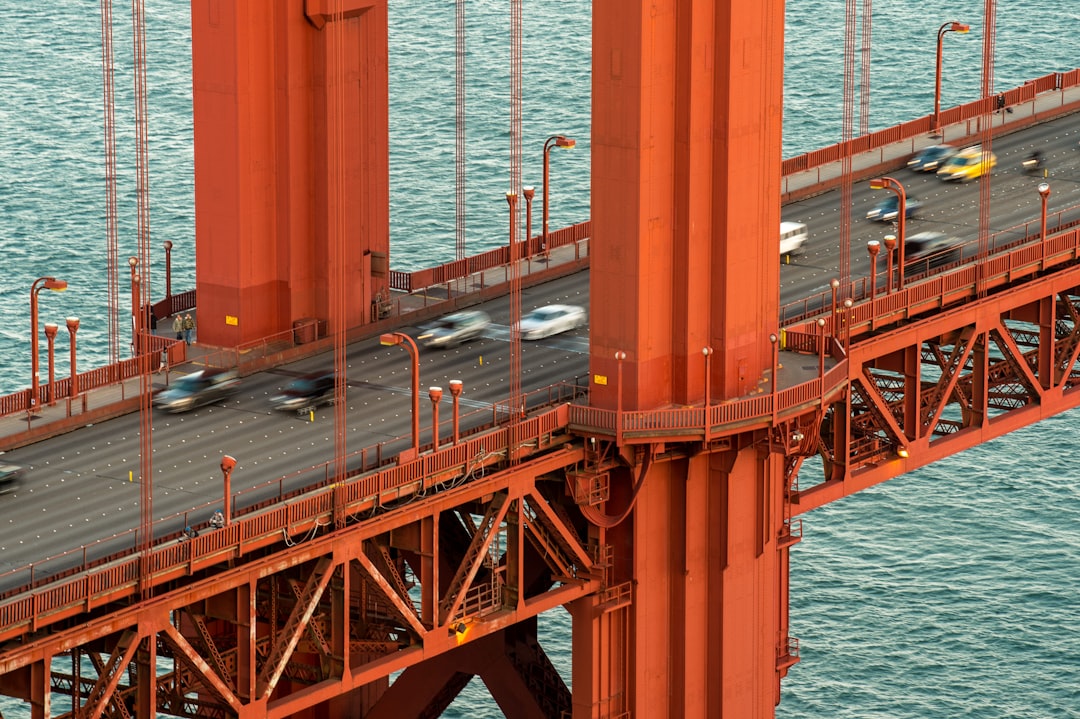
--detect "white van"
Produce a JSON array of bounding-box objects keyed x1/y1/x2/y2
[{"x1": 780, "y1": 221, "x2": 807, "y2": 261}]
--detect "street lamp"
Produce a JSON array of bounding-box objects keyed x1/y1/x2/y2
[
  {"x1": 30, "y1": 276, "x2": 68, "y2": 412},
  {"x1": 829, "y1": 278, "x2": 840, "y2": 335},
  {"x1": 615, "y1": 351, "x2": 626, "y2": 444},
  {"x1": 542, "y1": 134, "x2": 576, "y2": 259},
  {"x1": 66, "y1": 317, "x2": 80, "y2": 399},
  {"x1": 869, "y1": 177, "x2": 908, "y2": 291},
  {"x1": 867, "y1": 240, "x2": 881, "y2": 303},
  {"x1": 163, "y1": 240, "x2": 174, "y2": 299},
  {"x1": 1038, "y1": 182, "x2": 1051, "y2": 260},
  {"x1": 380, "y1": 332, "x2": 420, "y2": 456},
  {"x1": 522, "y1": 186, "x2": 535, "y2": 257},
  {"x1": 128, "y1": 256, "x2": 140, "y2": 357},
  {"x1": 933, "y1": 21, "x2": 970, "y2": 131},
  {"x1": 843, "y1": 298, "x2": 854, "y2": 354},
  {"x1": 448, "y1": 380, "x2": 463, "y2": 445},
  {"x1": 429, "y1": 386, "x2": 443, "y2": 451},
  {"x1": 883, "y1": 235, "x2": 897, "y2": 295},
  {"x1": 220, "y1": 455, "x2": 236, "y2": 527},
  {"x1": 44, "y1": 323, "x2": 58, "y2": 406}
]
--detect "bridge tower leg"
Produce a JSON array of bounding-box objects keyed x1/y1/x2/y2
[
  {"x1": 583, "y1": 1, "x2": 788, "y2": 717},
  {"x1": 190, "y1": 0, "x2": 390, "y2": 348}
]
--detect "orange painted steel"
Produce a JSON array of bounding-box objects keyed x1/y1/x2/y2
[
  {"x1": 8, "y1": 1, "x2": 1080, "y2": 716},
  {"x1": 190, "y1": 0, "x2": 390, "y2": 348}
]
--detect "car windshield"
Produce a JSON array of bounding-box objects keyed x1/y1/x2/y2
[{"x1": 526, "y1": 308, "x2": 561, "y2": 321}]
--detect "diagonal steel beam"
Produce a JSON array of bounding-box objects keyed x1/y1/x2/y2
[
  {"x1": 162, "y1": 621, "x2": 243, "y2": 714},
  {"x1": 257, "y1": 556, "x2": 334, "y2": 700},
  {"x1": 354, "y1": 550, "x2": 428, "y2": 638},
  {"x1": 439, "y1": 493, "x2": 510, "y2": 625},
  {"x1": 83, "y1": 630, "x2": 139, "y2": 719}
]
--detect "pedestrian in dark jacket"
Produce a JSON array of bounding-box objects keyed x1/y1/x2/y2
[
  {"x1": 172, "y1": 314, "x2": 183, "y2": 340},
  {"x1": 182, "y1": 314, "x2": 195, "y2": 345}
]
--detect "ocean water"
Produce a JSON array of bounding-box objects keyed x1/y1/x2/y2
[{"x1": 0, "y1": 1, "x2": 1079, "y2": 716}]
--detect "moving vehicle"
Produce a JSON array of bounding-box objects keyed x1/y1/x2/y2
[
  {"x1": 937, "y1": 145, "x2": 996, "y2": 181},
  {"x1": 780, "y1": 221, "x2": 807, "y2": 259},
  {"x1": 907, "y1": 144, "x2": 957, "y2": 172},
  {"x1": 866, "y1": 195, "x2": 921, "y2": 222},
  {"x1": 270, "y1": 371, "x2": 337, "y2": 413},
  {"x1": 153, "y1": 368, "x2": 241, "y2": 413},
  {"x1": 904, "y1": 231, "x2": 962, "y2": 271},
  {"x1": 0, "y1": 463, "x2": 22, "y2": 495},
  {"x1": 418, "y1": 310, "x2": 491, "y2": 348},
  {"x1": 1021, "y1": 150, "x2": 1043, "y2": 173},
  {"x1": 519, "y1": 304, "x2": 587, "y2": 340}
]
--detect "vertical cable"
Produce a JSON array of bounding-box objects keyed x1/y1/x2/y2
[
  {"x1": 130, "y1": 0, "x2": 154, "y2": 591},
  {"x1": 838, "y1": 0, "x2": 857, "y2": 300},
  {"x1": 977, "y1": 0, "x2": 996, "y2": 298},
  {"x1": 508, "y1": 0, "x2": 523, "y2": 450},
  {"x1": 455, "y1": 0, "x2": 467, "y2": 261},
  {"x1": 332, "y1": 2, "x2": 348, "y2": 484},
  {"x1": 859, "y1": 0, "x2": 872, "y2": 136},
  {"x1": 100, "y1": 0, "x2": 120, "y2": 365}
]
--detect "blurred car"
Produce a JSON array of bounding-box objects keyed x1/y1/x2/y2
[
  {"x1": 937, "y1": 145, "x2": 996, "y2": 181},
  {"x1": 0, "y1": 463, "x2": 23, "y2": 495},
  {"x1": 866, "y1": 195, "x2": 921, "y2": 222},
  {"x1": 153, "y1": 368, "x2": 240, "y2": 413},
  {"x1": 907, "y1": 144, "x2": 957, "y2": 172},
  {"x1": 519, "y1": 304, "x2": 587, "y2": 340},
  {"x1": 418, "y1": 310, "x2": 491, "y2": 348},
  {"x1": 904, "y1": 231, "x2": 962, "y2": 270},
  {"x1": 270, "y1": 371, "x2": 336, "y2": 413}
]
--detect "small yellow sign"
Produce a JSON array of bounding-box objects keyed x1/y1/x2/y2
[
  {"x1": 226, "y1": 315, "x2": 238, "y2": 326},
  {"x1": 594, "y1": 374, "x2": 608, "y2": 386}
]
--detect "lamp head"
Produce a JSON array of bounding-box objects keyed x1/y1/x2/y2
[
  {"x1": 220, "y1": 455, "x2": 237, "y2": 473},
  {"x1": 554, "y1": 136, "x2": 576, "y2": 149},
  {"x1": 1038, "y1": 182, "x2": 1051, "y2": 199},
  {"x1": 867, "y1": 239, "x2": 881, "y2": 257},
  {"x1": 128, "y1": 256, "x2": 139, "y2": 268},
  {"x1": 448, "y1": 379, "x2": 463, "y2": 397},
  {"x1": 868, "y1": 177, "x2": 887, "y2": 190},
  {"x1": 883, "y1": 234, "x2": 897, "y2": 252},
  {"x1": 522, "y1": 186, "x2": 535, "y2": 201},
  {"x1": 379, "y1": 333, "x2": 403, "y2": 347},
  {"x1": 950, "y1": 22, "x2": 970, "y2": 33},
  {"x1": 428, "y1": 386, "x2": 443, "y2": 403},
  {"x1": 66, "y1": 317, "x2": 80, "y2": 332},
  {"x1": 163, "y1": 240, "x2": 173, "y2": 251},
  {"x1": 43, "y1": 278, "x2": 67, "y2": 292}
]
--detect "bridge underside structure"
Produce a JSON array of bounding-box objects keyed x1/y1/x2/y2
[{"x1": 5, "y1": 2, "x2": 1080, "y2": 719}]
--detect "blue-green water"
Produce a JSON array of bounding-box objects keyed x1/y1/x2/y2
[{"x1": 1, "y1": 1, "x2": 1079, "y2": 716}]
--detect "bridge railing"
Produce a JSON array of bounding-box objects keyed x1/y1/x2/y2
[
  {"x1": 8, "y1": 214, "x2": 1080, "y2": 637},
  {"x1": 781, "y1": 69, "x2": 1080, "y2": 176}
]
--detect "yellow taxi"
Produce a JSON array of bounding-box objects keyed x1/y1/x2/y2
[{"x1": 937, "y1": 145, "x2": 997, "y2": 182}]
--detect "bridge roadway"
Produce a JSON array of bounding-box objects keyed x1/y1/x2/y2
[{"x1": 1, "y1": 110, "x2": 1079, "y2": 595}]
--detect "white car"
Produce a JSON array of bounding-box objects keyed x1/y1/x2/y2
[{"x1": 519, "y1": 304, "x2": 586, "y2": 340}]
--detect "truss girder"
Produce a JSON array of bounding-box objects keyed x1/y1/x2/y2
[
  {"x1": 0, "y1": 445, "x2": 598, "y2": 718},
  {"x1": 439, "y1": 493, "x2": 509, "y2": 625},
  {"x1": 256, "y1": 556, "x2": 334, "y2": 700},
  {"x1": 798, "y1": 270, "x2": 1080, "y2": 514}
]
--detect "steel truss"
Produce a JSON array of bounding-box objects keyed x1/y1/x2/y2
[
  {"x1": 0, "y1": 442, "x2": 605, "y2": 718},
  {"x1": 798, "y1": 265, "x2": 1080, "y2": 512}
]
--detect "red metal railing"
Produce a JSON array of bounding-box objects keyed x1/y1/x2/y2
[{"x1": 781, "y1": 70, "x2": 1080, "y2": 175}]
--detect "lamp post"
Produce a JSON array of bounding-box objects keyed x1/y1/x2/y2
[
  {"x1": 66, "y1": 317, "x2": 80, "y2": 399},
  {"x1": 163, "y1": 240, "x2": 173, "y2": 299},
  {"x1": 867, "y1": 240, "x2": 881, "y2": 303},
  {"x1": 128, "y1": 256, "x2": 140, "y2": 357},
  {"x1": 220, "y1": 455, "x2": 236, "y2": 527},
  {"x1": 429, "y1": 386, "x2": 443, "y2": 451},
  {"x1": 843, "y1": 298, "x2": 854, "y2": 354},
  {"x1": 1038, "y1": 182, "x2": 1051, "y2": 260},
  {"x1": 883, "y1": 235, "x2": 897, "y2": 295},
  {"x1": 615, "y1": 351, "x2": 626, "y2": 444},
  {"x1": 933, "y1": 21, "x2": 970, "y2": 131},
  {"x1": 380, "y1": 332, "x2": 420, "y2": 456},
  {"x1": 869, "y1": 178, "x2": 907, "y2": 291},
  {"x1": 448, "y1": 380, "x2": 463, "y2": 444},
  {"x1": 702, "y1": 347, "x2": 713, "y2": 440},
  {"x1": 44, "y1": 323, "x2": 58, "y2": 406},
  {"x1": 30, "y1": 276, "x2": 68, "y2": 412},
  {"x1": 522, "y1": 186, "x2": 535, "y2": 257},
  {"x1": 817, "y1": 318, "x2": 827, "y2": 380},
  {"x1": 542, "y1": 134, "x2": 576, "y2": 260},
  {"x1": 829, "y1": 278, "x2": 840, "y2": 336}
]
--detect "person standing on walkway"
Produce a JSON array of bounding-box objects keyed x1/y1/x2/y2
[
  {"x1": 183, "y1": 314, "x2": 195, "y2": 345},
  {"x1": 172, "y1": 314, "x2": 183, "y2": 340}
]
